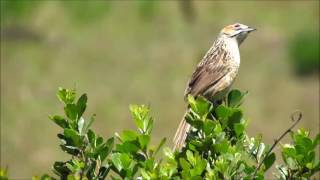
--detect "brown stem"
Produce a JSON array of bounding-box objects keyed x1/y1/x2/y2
[{"x1": 252, "y1": 111, "x2": 302, "y2": 179}]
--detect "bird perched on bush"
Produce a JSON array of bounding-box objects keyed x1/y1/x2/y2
[{"x1": 173, "y1": 23, "x2": 255, "y2": 150}]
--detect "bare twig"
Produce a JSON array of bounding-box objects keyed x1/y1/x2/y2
[{"x1": 252, "y1": 111, "x2": 302, "y2": 179}]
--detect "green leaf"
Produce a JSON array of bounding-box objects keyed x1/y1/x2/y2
[
  {"x1": 214, "y1": 139, "x2": 229, "y2": 153},
  {"x1": 143, "y1": 158, "x2": 154, "y2": 171},
  {"x1": 286, "y1": 157, "x2": 297, "y2": 169},
  {"x1": 60, "y1": 145, "x2": 79, "y2": 156},
  {"x1": 130, "y1": 105, "x2": 144, "y2": 131},
  {"x1": 306, "y1": 151, "x2": 315, "y2": 164},
  {"x1": 76, "y1": 93, "x2": 87, "y2": 118},
  {"x1": 282, "y1": 145, "x2": 296, "y2": 158},
  {"x1": 197, "y1": 96, "x2": 212, "y2": 116},
  {"x1": 227, "y1": 89, "x2": 247, "y2": 107},
  {"x1": 64, "y1": 104, "x2": 78, "y2": 121},
  {"x1": 187, "y1": 95, "x2": 197, "y2": 110},
  {"x1": 314, "y1": 161, "x2": 320, "y2": 171},
  {"x1": 313, "y1": 134, "x2": 320, "y2": 148},
  {"x1": 186, "y1": 150, "x2": 196, "y2": 166},
  {"x1": 163, "y1": 147, "x2": 174, "y2": 159},
  {"x1": 215, "y1": 105, "x2": 231, "y2": 120},
  {"x1": 95, "y1": 137, "x2": 114, "y2": 161},
  {"x1": 57, "y1": 87, "x2": 76, "y2": 104},
  {"x1": 306, "y1": 162, "x2": 313, "y2": 169},
  {"x1": 66, "y1": 162, "x2": 76, "y2": 172},
  {"x1": 96, "y1": 136, "x2": 104, "y2": 146},
  {"x1": 264, "y1": 152, "x2": 276, "y2": 171},
  {"x1": 97, "y1": 166, "x2": 110, "y2": 180},
  {"x1": 111, "y1": 153, "x2": 123, "y2": 171},
  {"x1": 300, "y1": 137, "x2": 313, "y2": 151},
  {"x1": 256, "y1": 143, "x2": 266, "y2": 162},
  {"x1": 145, "y1": 118, "x2": 153, "y2": 135},
  {"x1": 140, "y1": 169, "x2": 151, "y2": 179},
  {"x1": 138, "y1": 135, "x2": 150, "y2": 149},
  {"x1": 116, "y1": 142, "x2": 140, "y2": 154},
  {"x1": 297, "y1": 128, "x2": 309, "y2": 137},
  {"x1": 49, "y1": 115, "x2": 68, "y2": 128},
  {"x1": 53, "y1": 161, "x2": 70, "y2": 177},
  {"x1": 203, "y1": 120, "x2": 216, "y2": 136},
  {"x1": 179, "y1": 158, "x2": 191, "y2": 170},
  {"x1": 185, "y1": 118, "x2": 203, "y2": 129},
  {"x1": 188, "y1": 95, "x2": 211, "y2": 117},
  {"x1": 120, "y1": 130, "x2": 139, "y2": 142},
  {"x1": 234, "y1": 123, "x2": 245, "y2": 137},
  {"x1": 83, "y1": 114, "x2": 95, "y2": 134},
  {"x1": 111, "y1": 153, "x2": 132, "y2": 171},
  {"x1": 228, "y1": 109, "x2": 243, "y2": 126},
  {"x1": 192, "y1": 159, "x2": 206, "y2": 176},
  {"x1": 129, "y1": 104, "x2": 153, "y2": 134},
  {"x1": 214, "y1": 123, "x2": 223, "y2": 134},
  {"x1": 64, "y1": 128, "x2": 81, "y2": 147},
  {"x1": 39, "y1": 174, "x2": 52, "y2": 180},
  {"x1": 87, "y1": 129, "x2": 96, "y2": 147},
  {"x1": 153, "y1": 138, "x2": 166, "y2": 156}
]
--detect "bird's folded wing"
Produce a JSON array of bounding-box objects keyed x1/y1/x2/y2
[{"x1": 184, "y1": 50, "x2": 230, "y2": 99}]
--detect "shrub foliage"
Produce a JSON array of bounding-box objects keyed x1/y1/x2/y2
[{"x1": 17, "y1": 88, "x2": 320, "y2": 179}]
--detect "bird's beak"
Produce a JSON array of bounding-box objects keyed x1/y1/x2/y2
[{"x1": 245, "y1": 27, "x2": 256, "y2": 32}]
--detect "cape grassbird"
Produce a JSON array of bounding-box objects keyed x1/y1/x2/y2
[{"x1": 173, "y1": 23, "x2": 256, "y2": 150}]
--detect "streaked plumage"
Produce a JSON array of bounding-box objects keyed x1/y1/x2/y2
[{"x1": 174, "y1": 23, "x2": 255, "y2": 150}]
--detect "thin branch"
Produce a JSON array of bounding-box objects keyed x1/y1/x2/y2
[{"x1": 252, "y1": 111, "x2": 302, "y2": 178}]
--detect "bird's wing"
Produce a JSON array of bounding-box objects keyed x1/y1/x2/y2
[{"x1": 184, "y1": 48, "x2": 230, "y2": 99}]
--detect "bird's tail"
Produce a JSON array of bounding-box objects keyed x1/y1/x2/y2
[{"x1": 173, "y1": 110, "x2": 191, "y2": 151}]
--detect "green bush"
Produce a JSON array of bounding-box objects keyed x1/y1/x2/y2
[
  {"x1": 289, "y1": 30, "x2": 319, "y2": 76},
  {"x1": 8, "y1": 87, "x2": 318, "y2": 179}
]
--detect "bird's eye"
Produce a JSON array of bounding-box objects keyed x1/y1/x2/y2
[{"x1": 234, "y1": 24, "x2": 240, "y2": 28}]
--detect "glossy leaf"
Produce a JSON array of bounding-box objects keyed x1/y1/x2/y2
[
  {"x1": 111, "y1": 153, "x2": 132, "y2": 172},
  {"x1": 83, "y1": 115, "x2": 95, "y2": 134},
  {"x1": 234, "y1": 123, "x2": 245, "y2": 137},
  {"x1": 203, "y1": 120, "x2": 216, "y2": 136},
  {"x1": 57, "y1": 87, "x2": 76, "y2": 104},
  {"x1": 95, "y1": 137, "x2": 114, "y2": 161},
  {"x1": 53, "y1": 161, "x2": 70, "y2": 177},
  {"x1": 214, "y1": 139, "x2": 229, "y2": 153},
  {"x1": 119, "y1": 130, "x2": 139, "y2": 142},
  {"x1": 50, "y1": 115, "x2": 68, "y2": 129},
  {"x1": 188, "y1": 95, "x2": 211, "y2": 117},
  {"x1": 228, "y1": 109, "x2": 243, "y2": 126},
  {"x1": 64, "y1": 104, "x2": 78, "y2": 121},
  {"x1": 215, "y1": 105, "x2": 231, "y2": 120},
  {"x1": 264, "y1": 153, "x2": 276, "y2": 171},
  {"x1": 179, "y1": 158, "x2": 190, "y2": 170},
  {"x1": 64, "y1": 129, "x2": 81, "y2": 147},
  {"x1": 76, "y1": 93, "x2": 87, "y2": 118},
  {"x1": 87, "y1": 129, "x2": 96, "y2": 147},
  {"x1": 227, "y1": 89, "x2": 247, "y2": 107},
  {"x1": 116, "y1": 141, "x2": 139, "y2": 154},
  {"x1": 138, "y1": 135, "x2": 150, "y2": 149}
]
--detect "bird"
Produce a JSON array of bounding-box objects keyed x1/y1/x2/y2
[{"x1": 173, "y1": 23, "x2": 255, "y2": 150}]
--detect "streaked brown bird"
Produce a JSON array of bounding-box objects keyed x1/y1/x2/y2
[{"x1": 173, "y1": 23, "x2": 256, "y2": 150}]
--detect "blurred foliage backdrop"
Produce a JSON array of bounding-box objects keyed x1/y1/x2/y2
[{"x1": 1, "y1": 0, "x2": 319, "y2": 178}]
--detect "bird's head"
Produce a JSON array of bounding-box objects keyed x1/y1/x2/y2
[{"x1": 221, "y1": 23, "x2": 256, "y2": 45}]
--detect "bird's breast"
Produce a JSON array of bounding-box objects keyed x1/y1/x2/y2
[{"x1": 224, "y1": 38, "x2": 241, "y2": 67}]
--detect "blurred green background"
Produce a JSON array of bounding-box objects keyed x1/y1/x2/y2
[{"x1": 1, "y1": 0, "x2": 319, "y2": 178}]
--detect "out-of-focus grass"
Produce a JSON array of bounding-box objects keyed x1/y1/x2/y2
[{"x1": 1, "y1": 1, "x2": 319, "y2": 178}]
